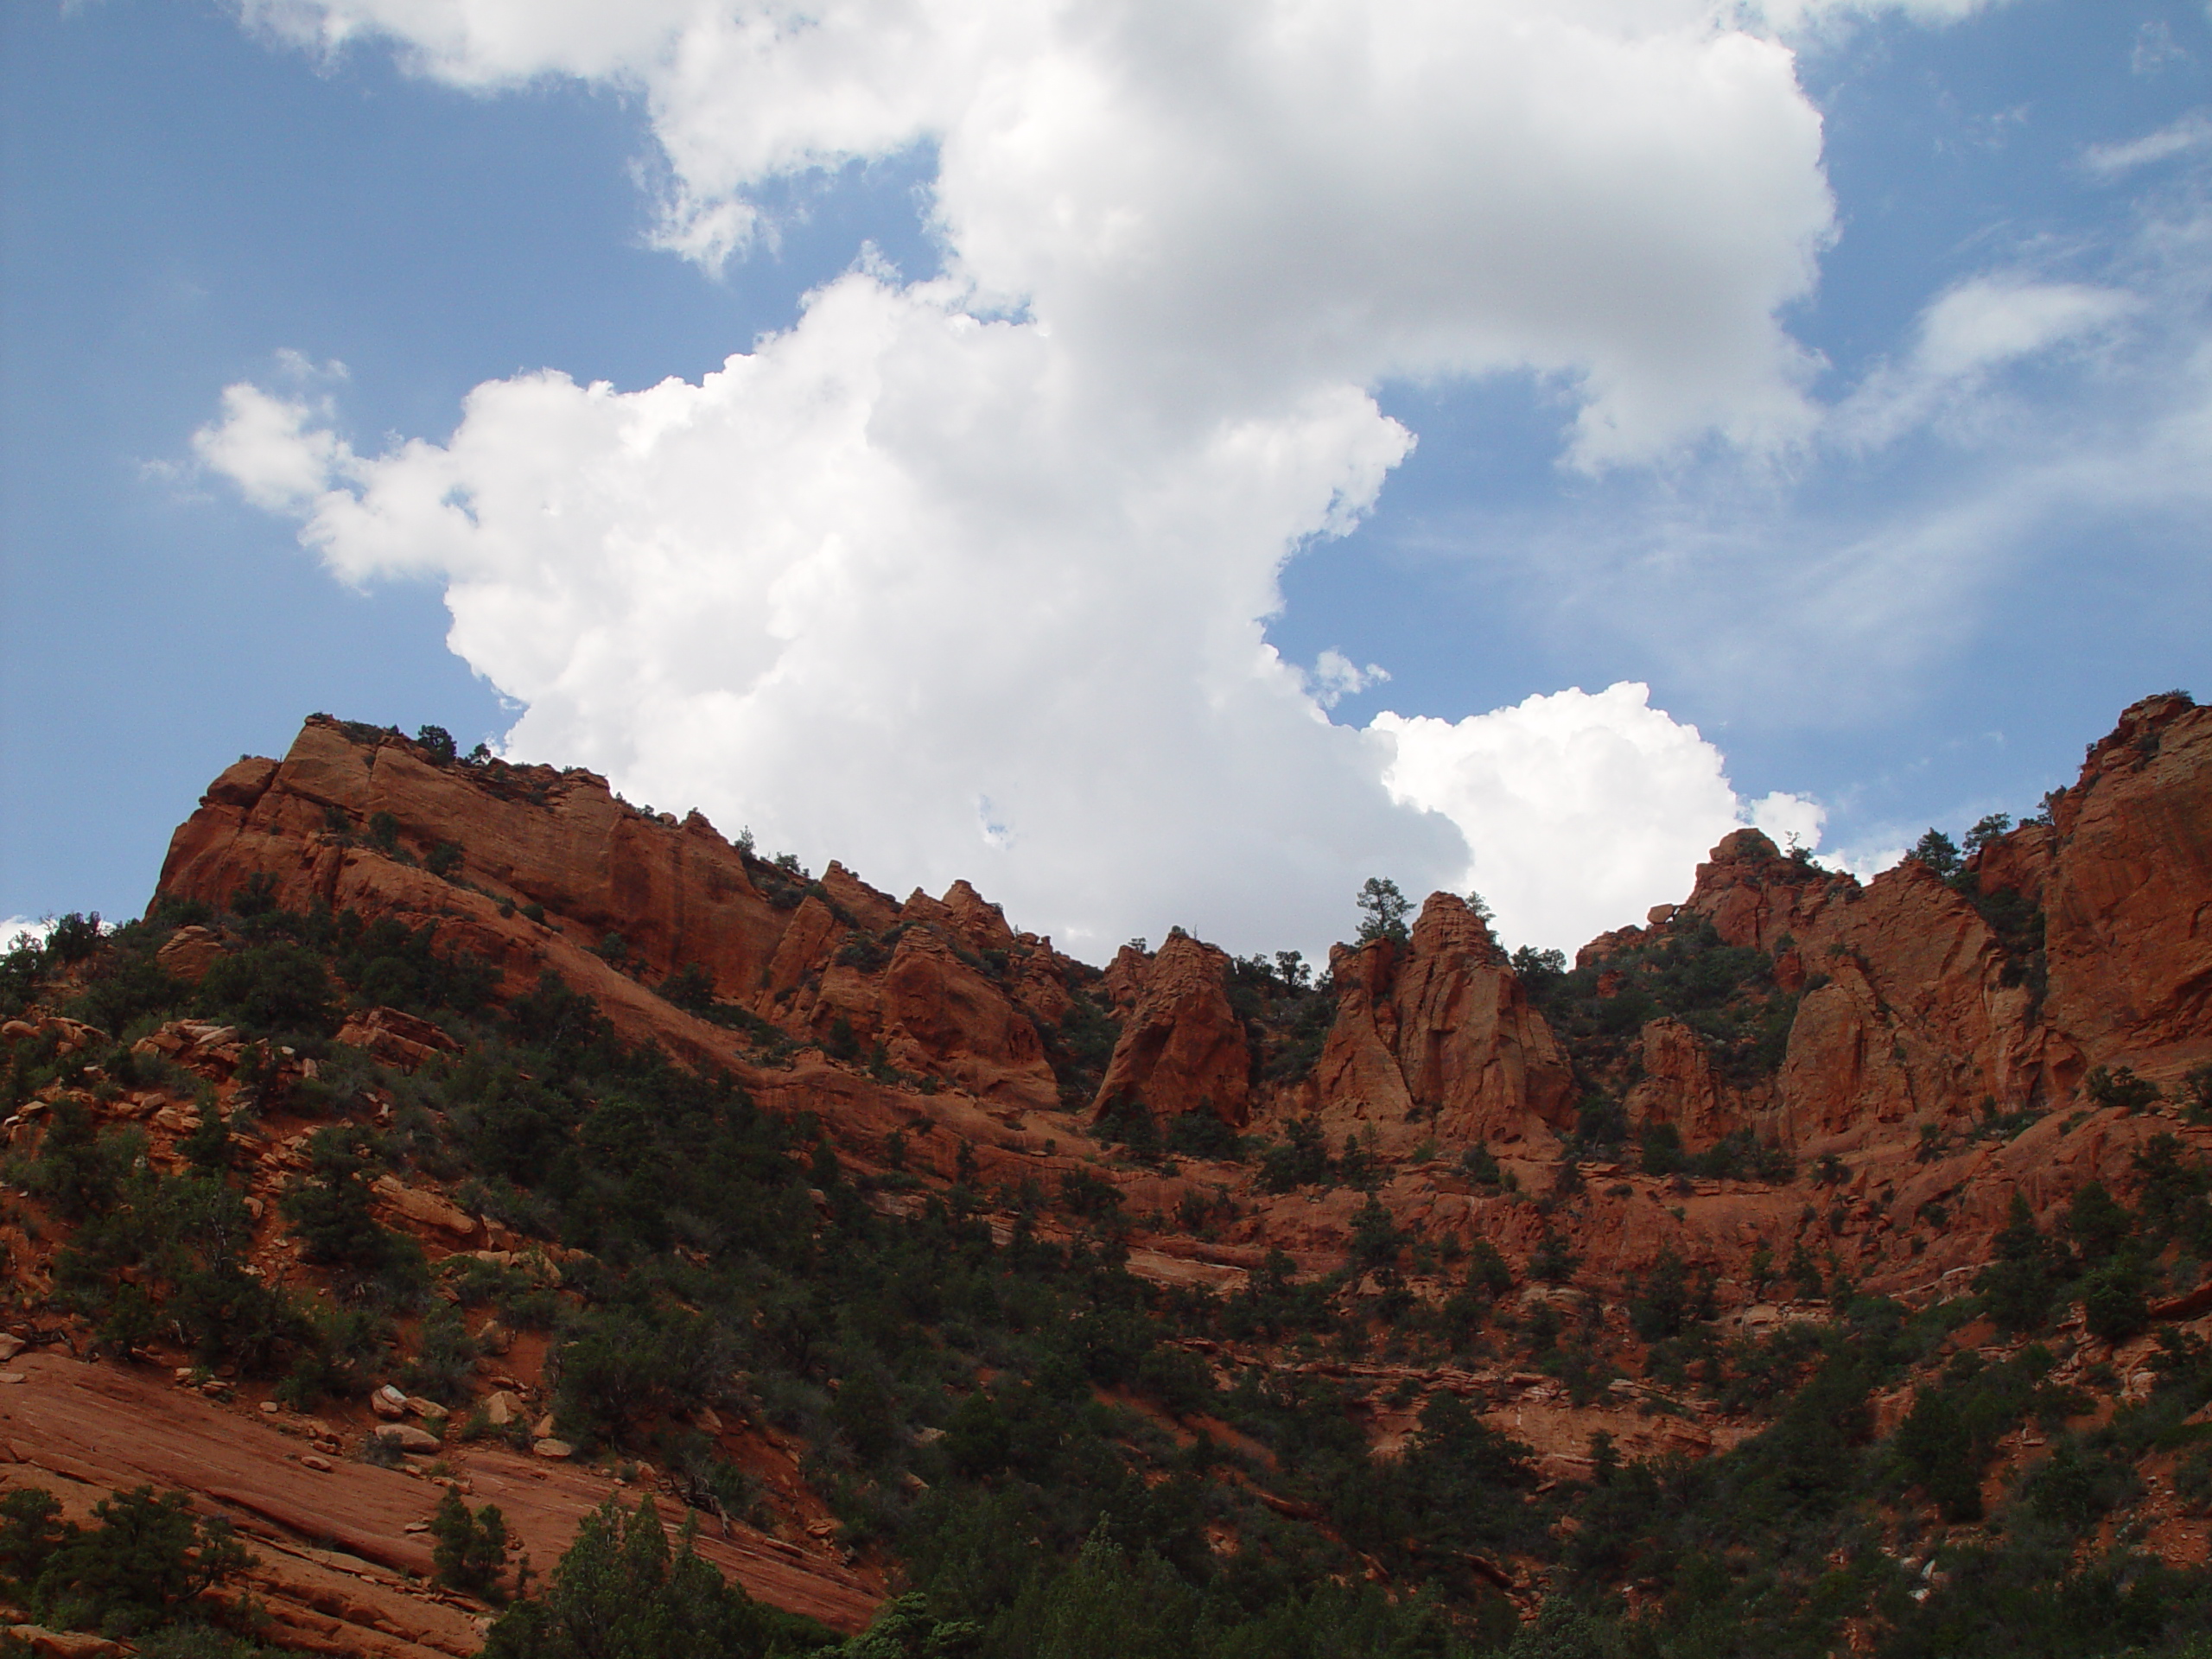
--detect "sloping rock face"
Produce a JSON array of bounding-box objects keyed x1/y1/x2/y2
[
  {"x1": 2043, "y1": 693, "x2": 2212, "y2": 1076},
  {"x1": 1624, "y1": 1017, "x2": 1736, "y2": 1152},
  {"x1": 155, "y1": 718, "x2": 1070, "y2": 1112},
  {"x1": 1622, "y1": 694, "x2": 2212, "y2": 1154},
  {"x1": 1305, "y1": 896, "x2": 1573, "y2": 1155},
  {"x1": 1092, "y1": 931, "x2": 1253, "y2": 1127}
]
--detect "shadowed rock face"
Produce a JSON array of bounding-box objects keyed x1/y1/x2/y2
[{"x1": 1582, "y1": 693, "x2": 2212, "y2": 1156}]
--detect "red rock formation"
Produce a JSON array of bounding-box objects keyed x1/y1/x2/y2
[
  {"x1": 2043, "y1": 693, "x2": 2212, "y2": 1077},
  {"x1": 1093, "y1": 931, "x2": 1253, "y2": 1127},
  {"x1": 879, "y1": 928, "x2": 1058, "y2": 1113},
  {"x1": 1306, "y1": 896, "x2": 1573, "y2": 1155},
  {"x1": 1624, "y1": 1018, "x2": 1735, "y2": 1152},
  {"x1": 155, "y1": 717, "x2": 1077, "y2": 1114}
]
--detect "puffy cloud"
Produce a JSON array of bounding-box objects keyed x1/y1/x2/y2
[
  {"x1": 202, "y1": 274, "x2": 1480, "y2": 957},
  {"x1": 200, "y1": 0, "x2": 1880, "y2": 957},
  {"x1": 199, "y1": 278, "x2": 1813, "y2": 956},
  {"x1": 1374, "y1": 684, "x2": 1821, "y2": 950},
  {"x1": 238, "y1": 0, "x2": 1841, "y2": 464},
  {"x1": 1307, "y1": 651, "x2": 1389, "y2": 710}
]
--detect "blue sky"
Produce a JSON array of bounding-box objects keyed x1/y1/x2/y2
[{"x1": 3, "y1": 0, "x2": 2207, "y2": 958}]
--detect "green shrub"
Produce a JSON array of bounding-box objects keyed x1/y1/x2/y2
[
  {"x1": 199, "y1": 941, "x2": 337, "y2": 1037},
  {"x1": 429, "y1": 1488, "x2": 508, "y2": 1599},
  {"x1": 1353, "y1": 876, "x2": 1411, "y2": 944},
  {"x1": 10, "y1": 1484, "x2": 251, "y2": 1639},
  {"x1": 278, "y1": 1126, "x2": 427, "y2": 1303},
  {"x1": 480, "y1": 1496, "x2": 787, "y2": 1659},
  {"x1": 22, "y1": 1101, "x2": 143, "y2": 1220}
]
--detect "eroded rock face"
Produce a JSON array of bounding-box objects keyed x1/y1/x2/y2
[
  {"x1": 1306, "y1": 897, "x2": 1573, "y2": 1155},
  {"x1": 2043, "y1": 694, "x2": 2212, "y2": 1076},
  {"x1": 880, "y1": 929, "x2": 1058, "y2": 1113},
  {"x1": 1643, "y1": 696, "x2": 2212, "y2": 1154},
  {"x1": 1093, "y1": 931, "x2": 1253, "y2": 1128},
  {"x1": 153, "y1": 717, "x2": 1074, "y2": 1112},
  {"x1": 1625, "y1": 1019, "x2": 1735, "y2": 1152}
]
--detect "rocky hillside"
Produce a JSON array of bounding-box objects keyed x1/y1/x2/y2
[{"x1": 2, "y1": 692, "x2": 2209, "y2": 1658}]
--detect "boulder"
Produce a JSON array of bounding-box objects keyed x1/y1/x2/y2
[
  {"x1": 335, "y1": 1006, "x2": 461, "y2": 1073},
  {"x1": 375, "y1": 1422, "x2": 442, "y2": 1453},
  {"x1": 372, "y1": 1175, "x2": 479, "y2": 1240},
  {"x1": 153, "y1": 925, "x2": 224, "y2": 982}
]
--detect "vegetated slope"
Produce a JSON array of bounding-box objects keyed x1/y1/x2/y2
[{"x1": 1, "y1": 693, "x2": 2209, "y2": 1658}]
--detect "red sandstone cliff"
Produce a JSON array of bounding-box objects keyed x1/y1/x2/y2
[{"x1": 0, "y1": 690, "x2": 2194, "y2": 1643}]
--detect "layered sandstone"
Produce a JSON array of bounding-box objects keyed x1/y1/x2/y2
[
  {"x1": 1091, "y1": 931, "x2": 1254, "y2": 1128},
  {"x1": 1304, "y1": 895, "x2": 1573, "y2": 1155}
]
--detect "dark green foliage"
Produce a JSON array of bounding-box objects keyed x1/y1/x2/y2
[
  {"x1": 1349, "y1": 1195, "x2": 1406, "y2": 1274},
  {"x1": 0, "y1": 1487, "x2": 67, "y2": 1598},
  {"x1": 1165, "y1": 1108, "x2": 1243, "y2": 1163},
  {"x1": 2015, "y1": 1438, "x2": 2142, "y2": 1533},
  {"x1": 178, "y1": 1102, "x2": 233, "y2": 1174},
  {"x1": 68, "y1": 942, "x2": 187, "y2": 1037},
  {"x1": 2087, "y1": 1065, "x2": 2163, "y2": 1114},
  {"x1": 1502, "y1": 1599, "x2": 1605, "y2": 1659},
  {"x1": 656, "y1": 962, "x2": 719, "y2": 1013},
  {"x1": 1638, "y1": 1123, "x2": 1792, "y2": 1184},
  {"x1": 1889, "y1": 1347, "x2": 2058, "y2": 1522},
  {"x1": 1058, "y1": 1169, "x2": 1124, "y2": 1223},
  {"x1": 1572, "y1": 1095, "x2": 1627, "y2": 1150},
  {"x1": 403, "y1": 1302, "x2": 481, "y2": 1403},
  {"x1": 366, "y1": 810, "x2": 401, "y2": 853},
  {"x1": 1910, "y1": 830, "x2": 1962, "y2": 879},
  {"x1": 429, "y1": 1488, "x2": 508, "y2": 1598},
  {"x1": 1530, "y1": 1230, "x2": 1579, "y2": 1285},
  {"x1": 1041, "y1": 991, "x2": 1122, "y2": 1108},
  {"x1": 416, "y1": 724, "x2": 458, "y2": 764},
  {"x1": 6, "y1": 1484, "x2": 251, "y2": 1641},
  {"x1": 279, "y1": 1125, "x2": 428, "y2": 1304},
  {"x1": 1355, "y1": 877, "x2": 1412, "y2": 944},
  {"x1": 1510, "y1": 945, "x2": 1567, "y2": 994},
  {"x1": 2064, "y1": 1180, "x2": 2136, "y2": 1265},
  {"x1": 481, "y1": 1496, "x2": 798, "y2": 1659},
  {"x1": 1518, "y1": 917, "x2": 1784, "y2": 1083},
  {"x1": 1460, "y1": 1141, "x2": 1504, "y2": 1187},
  {"x1": 1259, "y1": 1116, "x2": 1336, "y2": 1192},
  {"x1": 22, "y1": 1100, "x2": 142, "y2": 1220},
  {"x1": 1977, "y1": 1194, "x2": 2067, "y2": 1332},
  {"x1": 2080, "y1": 1254, "x2": 2153, "y2": 1343},
  {"x1": 1639, "y1": 1121, "x2": 1683, "y2": 1175},
  {"x1": 1627, "y1": 1247, "x2": 1711, "y2": 1342},
  {"x1": 425, "y1": 840, "x2": 465, "y2": 879},
  {"x1": 57, "y1": 1160, "x2": 306, "y2": 1370},
  {"x1": 198, "y1": 940, "x2": 337, "y2": 1036},
  {"x1": 44, "y1": 911, "x2": 105, "y2": 964}
]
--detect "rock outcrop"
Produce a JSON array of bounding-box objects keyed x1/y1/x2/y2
[
  {"x1": 1092, "y1": 931, "x2": 1253, "y2": 1128},
  {"x1": 1305, "y1": 895, "x2": 1573, "y2": 1155},
  {"x1": 156, "y1": 717, "x2": 1077, "y2": 1114},
  {"x1": 2042, "y1": 692, "x2": 2212, "y2": 1076}
]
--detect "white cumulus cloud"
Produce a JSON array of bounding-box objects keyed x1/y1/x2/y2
[
  {"x1": 1374, "y1": 684, "x2": 1822, "y2": 951},
  {"x1": 196, "y1": 0, "x2": 1881, "y2": 957}
]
